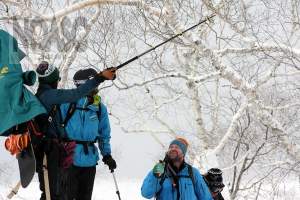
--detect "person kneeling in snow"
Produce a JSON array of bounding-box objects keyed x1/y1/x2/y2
[
  {"x1": 141, "y1": 137, "x2": 213, "y2": 200},
  {"x1": 60, "y1": 68, "x2": 117, "y2": 200}
]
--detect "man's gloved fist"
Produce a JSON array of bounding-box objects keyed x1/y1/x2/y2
[
  {"x1": 99, "y1": 67, "x2": 116, "y2": 80},
  {"x1": 102, "y1": 155, "x2": 117, "y2": 171},
  {"x1": 153, "y1": 161, "x2": 165, "y2": 178}
]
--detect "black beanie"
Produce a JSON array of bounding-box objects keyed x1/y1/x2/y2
[
  {"x1": 36, "y1": 61, "x2": 60, "y2": 84},
  {"x1": 204, "y1": 168, "x2": 225, "y2": 192},
  {"x1": 73, "y1": 68, "x2": 97, "y2": 87}
]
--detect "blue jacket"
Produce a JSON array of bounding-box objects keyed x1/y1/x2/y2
[
  {"x1": 60, "y1": 98, "x2": 111, "y2": 167},
  {"x1": 141, "y1": 164, "x2": 213, "y2": 200},
  {"x1": 36, "y1": 76, "x2": 104, "y2": 138}
]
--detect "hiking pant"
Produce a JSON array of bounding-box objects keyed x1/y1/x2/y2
[
  {"x1": 68, "y1": 165, "x2": 96, "y2": 200},
  {"x1": 36, "y1": 141, "x2": 69, "y2": 200}
]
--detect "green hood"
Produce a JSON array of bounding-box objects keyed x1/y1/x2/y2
[
  {"x1": 0, "y1": 30, "x2": 46, "y2": 135},
  {"x1": 0, "y1": 30, "x2": 26, "y2": 64}
]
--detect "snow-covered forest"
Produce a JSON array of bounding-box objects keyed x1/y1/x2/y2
[{"x1": 0, "y1": 0, "x2": 299, "y2": 199}]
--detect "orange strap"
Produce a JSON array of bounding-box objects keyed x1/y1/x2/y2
[{"x1": 5, "y1": 133, "x2": 30, "y2": 155}]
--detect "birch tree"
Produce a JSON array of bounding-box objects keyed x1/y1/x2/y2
[{"x1": 0, "y1": 0, "x2": 299, "y2": 199}]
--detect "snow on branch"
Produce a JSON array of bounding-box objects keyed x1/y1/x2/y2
[
  {"x1": 202, "y1": 0, "x2": 251, "y2": 40},
  {"x1": 117, "y1": 71, "x2": 220, "y2": 90},
  {"x1": 152, "y1": 94, "x2": 184, "y2": 111},
  {"x1": 204, "y1": 45, "x2": 300, "y2": 161},
  {"x1": 121, "y1": 127, "x2": 169, "y2": 134},
  {"x1": 1, "y1": 0, "x2": 166, "y2": 21},
  {"x1": 215, "y1": 43, "x2": 300, "y2": 57},
  {"x1": 260, "y1": 102, "x2": 300, "y2": 111},
  {"x1": 254, "y1": 105, "x2": 300, "y2": 161},
  {"x1": 59, "y1": 8, "x2": 101, "y2": 87},
  {"x1": 212, "y1": 103, "x2": 249, "y2": 155},
  {"x1": 41, "y1": 0, "x2": 165, "y2": 20}
]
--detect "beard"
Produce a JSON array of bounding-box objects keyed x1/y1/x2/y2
[{"x1": 167, "y1": 150, "x2": 183, "y2": 163}]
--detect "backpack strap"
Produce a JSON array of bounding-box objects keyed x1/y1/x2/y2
[
  {"x1": 97, "y1": 103, "x2": 101, "y2": 120},
  {"x1": 61, "y1": 103, "x2": 76, "y2": 128},
  {"x1": 63, "y1": 102, "x2": 100, "y2": 154},
  {"x1": 35, "y1": 88, "x2": 59, "y2": 133},
  {"x1": 75, "y1": 140, "x2": 97, "y2": 154},
  {"x1": 155, "y1": 163, "x2": 197, "y2": 199},
  {"x1": 187, "y1": 164, "x2": 196, "y2": 194},
  {"x1": 48, "y1": 105, "x2": 58, "y2": 123},
  {"x1": 155, "y1": 161, "x2": 168, "y2": 199},
  {"x1": 156, "y1": 163, "x2": 179, "y2": 199}
]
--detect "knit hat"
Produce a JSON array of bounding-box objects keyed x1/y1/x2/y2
[
  {"x1": 169, "y1": 137, "x2": 189, "y2": 156},
  {"x1": 204, "y1": 168, "x2": 225, "y2": 193},
  {"x1": 73, "y1": 68, "x2": 97, "y2": 87},
  {"x1": 36, "y1": 61, "x2": 60, "y2": 84}
]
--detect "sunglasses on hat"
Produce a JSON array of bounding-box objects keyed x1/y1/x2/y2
[{"x1": 211, "y1": 187, "x2": 223, "y2": 194}]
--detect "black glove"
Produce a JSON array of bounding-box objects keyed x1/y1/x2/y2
[{"x1": 102, "y1": 155, "x2": 117, "y2": 171}]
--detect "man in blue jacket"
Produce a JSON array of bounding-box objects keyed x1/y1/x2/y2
[
  {"x1": 141, "y1": 137, "x2": 213, "y2": 200},
  {"x1": 60, "y1": 68, "x2": 116, "y2": 200},
  {"x1": 35, "y1": 61, "x2": 116, "y2": 200}
]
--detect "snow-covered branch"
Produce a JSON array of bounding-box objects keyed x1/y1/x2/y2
[
  {"x1": 260, "y1": 102, "x2": 300, "y2": 111},
  {"x1": 117, "y1": 71, "x2": 220, "y2": 90},
  {"x1": 152, "y1": 94, "x2": 184, "y2": 113},
  {"x1": 212, "y1": 103, "x2": 249, "y2": 155},
  {"x1": 215, "y1": 43, "x2": 300, "y2": 57},
  {"x1": 253, "y1": 104, "x2": 300, "y2": 161},
  {"x1": 60, "y1": 8, "x2": 101, "y2": 87},
  {"x1": 44, "y1": 0, "x2": 167, "y2": 20},
  {"x1": 2, "y1": 0, "x2": 166, "y2": 21}
]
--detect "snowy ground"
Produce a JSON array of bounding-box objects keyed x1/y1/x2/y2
[
  {"x1": 0, "y1": 176, "x2": 146, "y2": 200},
  {"x1": 0, "y1": 134, "x2": 299, "y2": 200},
  {"x1": 0, "y1": 175, "x2": 299, "y2": 200}
]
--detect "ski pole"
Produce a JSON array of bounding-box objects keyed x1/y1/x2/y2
[
  {"x1": 43, "y1": 153, "x2": 51, "y2": 200},
  {"x1": 7, "y1": 181, "x2": 21, "y2": 199},
  {"x1": 111, "y1": 170, "x2": 121, "y2": 200},
  {"x1": 116, "y1": 14, "x2": 215, "y2": 70}
]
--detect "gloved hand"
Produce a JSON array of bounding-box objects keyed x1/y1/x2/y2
[
  {"x1": 102, "y1": 155, "x2": 117, "y2": 171},
  {"x1": 153, "y1": 161, "x2": 165, "y2": 178},
  {"x1": 98, "y1": 67, "x2": 116, "y2": 80},
  {"x1": 61, "y1": 141, "x2": 76, "y2": 169}
]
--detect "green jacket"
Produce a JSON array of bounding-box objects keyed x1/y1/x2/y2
[{"x1": 0, "y1": 30, "x2": 46, "y2": 135}]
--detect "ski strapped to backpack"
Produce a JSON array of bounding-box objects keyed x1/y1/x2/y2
[{"x1": 156, "y1": 163, "x2": 196, "y2": 199}]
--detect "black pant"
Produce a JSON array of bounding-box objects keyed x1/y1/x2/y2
[
  {"x1": 68, "y1": 165, "x2": 96, "y2": 200},
  {"x1": 36, "y1": 141, "x2": 68, "y2": 200}
]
